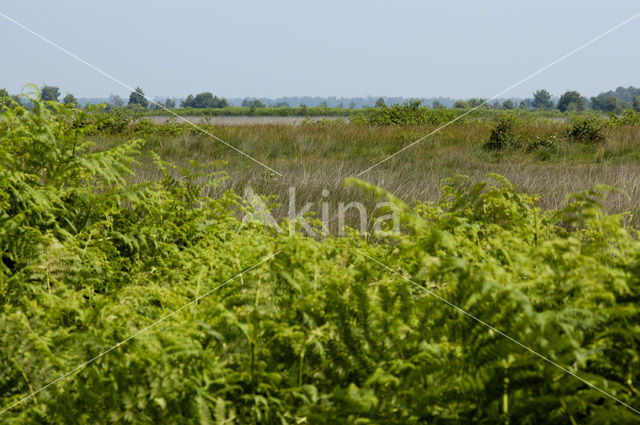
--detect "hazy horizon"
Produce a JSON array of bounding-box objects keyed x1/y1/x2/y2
[{"x1": 2, "y1": 1, "x2": 640, "y2": 100}]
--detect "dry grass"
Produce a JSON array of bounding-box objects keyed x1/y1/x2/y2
[{"x1": 88, "y1": 123, "x2": 640, "y2": 228}]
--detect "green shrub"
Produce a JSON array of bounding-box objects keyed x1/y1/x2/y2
[
  {"x1": 483, "y1": 116, "x2": 520, "y2": 150},
  {"x1": 130, "y1": 118, "x2": 157, "y2": 135},
  {"x1": 608, "y1": 109, "x2": 640, "y2": 126},
  {"x1": 566, "y1": 116, "x2": 606, "y2": 144},
  {"x1": 525, "y1": 135, "x2": 558, "y2": 160},
  {"x1": 76, "y1": 104, "x2": 134, "y2": 134},
  {"x1": 357, "y1": 100, "x2": 458, "y2": 126}
]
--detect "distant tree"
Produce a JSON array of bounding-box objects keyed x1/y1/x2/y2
[
  {"x1": 518, "y1": 100, "x2": 528, "y2": 110},
  {"x1": 319, "y1": 101, "x2": 328, "y2": 108},
  {"x1": 240, "y1": 98, "x2": 263, "y2": 108},
  {"x1": 10, "y1": 94, "x2": 22, "y2": 106},
  {"x1": 276, "y1": 101, "x2": 289, "y2": 108},
  {"x1": 633, "y1": 96, "x2": 640, "y2": 112},
  {"x1": 591, "y1": 86, "x2": 640, "y2": 109},
  {"x1": 468, "y1": 98, "x2": 488, "y2": 108},
  {"x1": 63, "y1": 93, "x2": 78, "y2": 107},
  {"x1": 590, "y1": 94, "x2": 621, "y2": 113},
  {"x1": 453, "y1": 100, "x2": 468, "y2": 108},
  {"x1": 182, "y1": 92, "x2": 228, "y2": 108},
  {"x1": 109, "y1": 94, "x2": 124, "y2": 107},
  {"x1": 348, "y1": 101, "x2": 356, "y2": 109},
  {"x1": 432, "y1": 100, "x2": 445, "y2": 109},
  {"x1": 41, "y1": 85, "x2": 60, "y2": 102},
  {"x1": 164, "y1": 98, "x2": 176, "y2": 108},
  {"x1": 193, "y1": 92, "x2": 216, "y2": 108},
  {"x1": 502, "y1": 99, "x2": 515, "y2": 110},
  {"x1": 557, "y1": 90, "x2": 585, "y2": 112},
  {"x1": 182, "y1": 94, "x2": 195, "y2": 108},
  {"x1": 337, "y1": 103, "x2": 343, "y2": 108},
  {"x1": 0, "y1": 88, "x2": 11, "y2": 108},
  {"x1": 532, "y1": 89, "x2": 553, "y2": 109},
  {"x1": 0, "y1": 89, "x2": 21, "y2": 108},
  {"x1": 129, "y1": 87, "x2": 148, "y2": 108},
  {"x1": 375, "y1": 97, "x2": 386, "y2": 108}
]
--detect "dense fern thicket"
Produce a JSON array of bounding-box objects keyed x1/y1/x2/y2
[{"x1": 1, "y1": 95, "x2": 640, "y2": 424}]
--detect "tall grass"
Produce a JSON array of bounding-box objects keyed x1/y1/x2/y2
[{"x1": 87, "y1": 122, "x2": 640, "y2": 227}]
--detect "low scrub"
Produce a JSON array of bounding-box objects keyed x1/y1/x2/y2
[
  {"x1": 483, "y1": 116, "x2": 521, "y2": 150},
  {"x1": 566, "y1": 116, "x2": 606, "y2": 144},
  {"x1": 353, "y1": 100, "x2": 458, "y2": 126}
]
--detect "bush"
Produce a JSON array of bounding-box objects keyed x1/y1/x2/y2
[
  {"x1": 525, "y1": 135, "x2": 558, "y2": 160},
  {"x1": 77, "y1": 104, "x2": 134, "y2": 134},
  {"x1": 608, "y1": 109, "x2": 640, "y2": 126},
  {"x1": 356, "y1": 100, "x2": 458, "y2": 126},
  {"x1": 566, "y1": 117, "x2": 606, "y2": 144},
  {"x1": 483, "y1": 116, "x2": 520, "y2": 150}
]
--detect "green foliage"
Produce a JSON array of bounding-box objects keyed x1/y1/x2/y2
[
  {"x1": 1, "y1": 92, "x2": 640, "y2": 423},
  {"x1": 146, "y1": 105, "x2": 353, "y2": 117},
  {"x1": 525, "y1": 135, "x2": 558, "y2": 161},
  {"x1": 355, "y1": 100, "x2": 458, "y2": 126},
  {"x1": 532, "y1": 89, "x2": 554, "y2": 110},
  {"x1": 608, "y1": 109, "x2": 640, "y2": 126},
  {"x1": 129, "y1": 87, "x2": 149, "y2": 109},
  {"x1": 40, "y1": 85, "x2": 60, "y2": 102},
  {"x1": 242, "y1": 98, "x2": 266, "y2": 108},
  {"x1": 164, "y1": 98, "x2": 176, "y2": 108},
  {"x1": 453, "y1": 99, "x2": 468, "y2": 108},
  {"x1": 591, "y1": 86, "x2": 639, "y2": 112},
  {"x1": 566, "y1": 116, "x2": 606, "y2": 144},
  {"x1": 62, "y1": 93, "x2": 78, "y2": 107},
  {"x1": 483, "y1": 116, "x2": 520, "y2": 150},
  {"x1": 184, "y1": 92, "x2": 229, "y2": 108},
  {"x1": 0, "y1": 88, "x2": 8, "y2": 98},
  {"x1": 109, "y1": 94, "x2": 125, "y2": 107},
  {"x1": 467, "y1": 97, "x2": 488, "y2": 108},
  {"x1": 374, "y1": 97, "x2": 386, "y2": 108},
  {"x1": 74, "y1": 103, "x2": 135, "y2": 134},
  {"x1": 502, "y1": 99, "x2": 515, "y2": 110},
  {"x1": 0, "y1": 89, "x2": 18, "y2": 109},
  {"x1": 557, "y1": 90, "x2": 585, "y2": 112},
  {"x1": 591, "y1": 94, "x2": 622, "y2": 113}
]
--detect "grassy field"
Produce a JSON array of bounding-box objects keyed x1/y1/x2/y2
[{"x1": 89, "y1": 120, "x2": 640, "y2": 228}]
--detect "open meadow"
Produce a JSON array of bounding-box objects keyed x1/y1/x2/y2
[{"x1": 91, "y1": 114, "x2": 640, "y2": 228}]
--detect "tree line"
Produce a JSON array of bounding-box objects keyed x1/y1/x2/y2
[
  {"x1": 447, "y1": 88, "x2": 640, "y2": 113},
  {"x1": 2, "y1": 85, "x2": 640, "y2": 113}
]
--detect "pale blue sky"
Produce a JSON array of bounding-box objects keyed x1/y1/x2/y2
[{"x1": 1, "y1": 1, "x2": 639, "y2": 99}]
